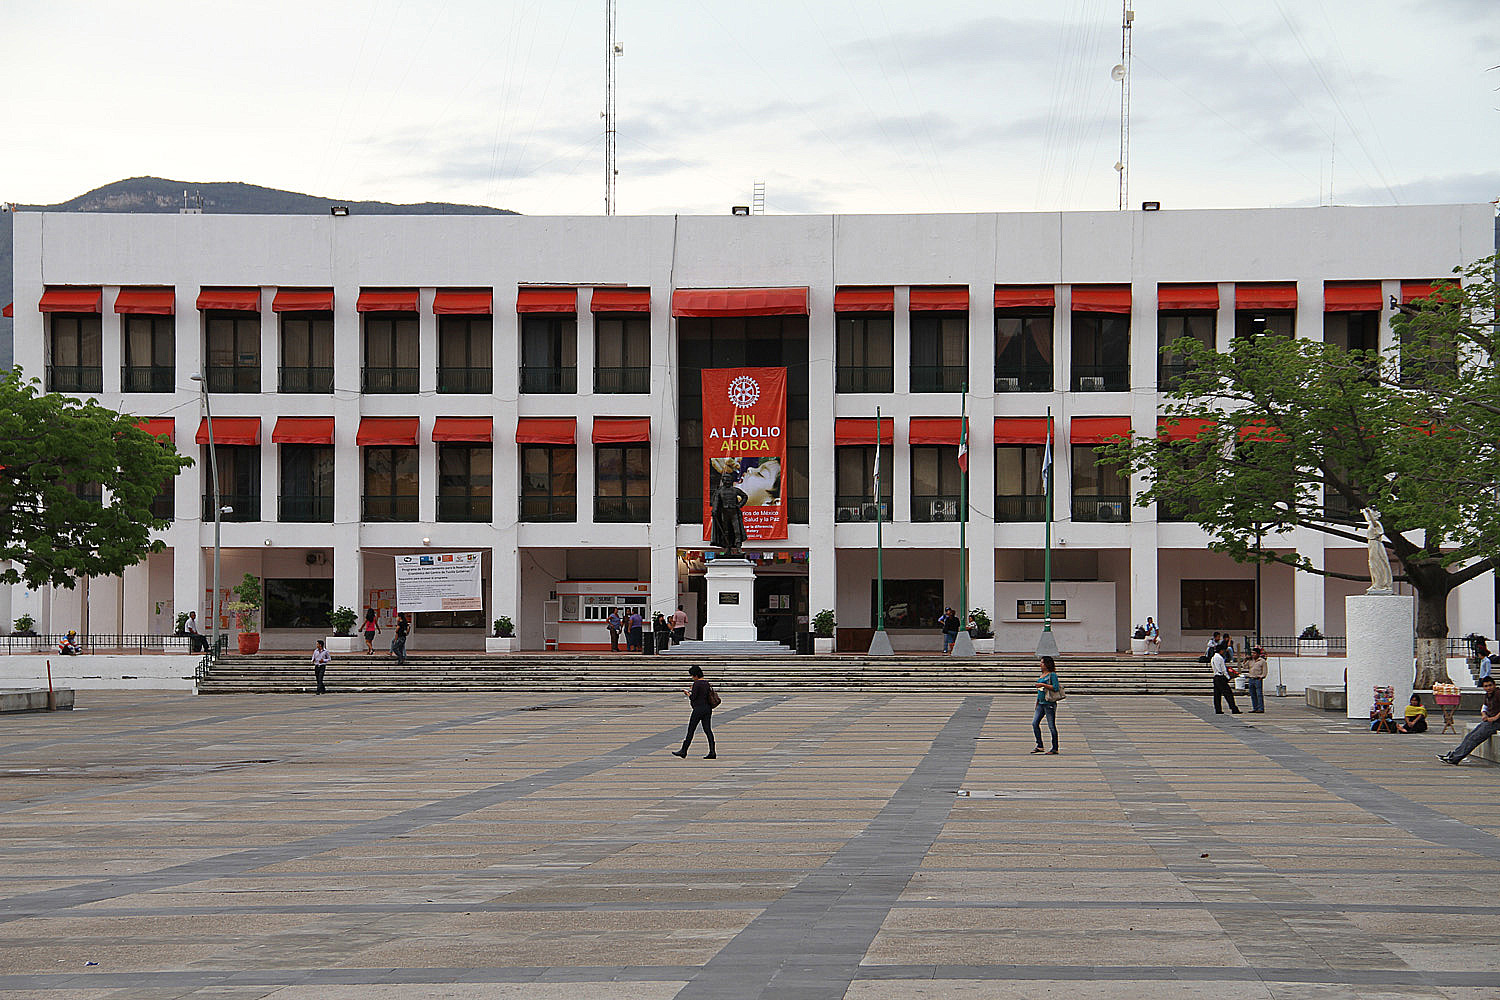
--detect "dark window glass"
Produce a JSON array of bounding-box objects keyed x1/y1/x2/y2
[
  {"x1": 871, "y1": 578, "x2": 944, "y2": 630},
  {"x1": 280, "y1": 312, "x2": 334, "y2": 393},
  {"x1": 595, "y1": 444, "x2": 650, "y2": 521},
  {"x1": 1070, "y1": 445, "x2": 1129, "y2": 522},
  {"x1": 415, "y1": 584, "x2": 487, "y2": 629},
  {"x1": 264, "y1": 578, "x2": 333, "y2": 629},
  {"x1": 1157, "y1": 311, "x2": 1214, "y2": 389},
  {"x1": 520, "y1": 316, "x2": 578, "y2": 393},
  {"x1": 438, "y1": 315, "x2": 493, "y2": 393},
  {"x1": 121, "y1": 315, "x2": 175, "y2": 392},
  {"x1": 1071, "y1": 313, "x2": 1130, "y2": 391},
  {"x1": 911, "y1": 444, "x2": 964, "y2": 522},
  {"x1": 279, "y1": 444, "x2": 334, "y2": 522},
  {"x1": 1234, "y1": 310, "x2": 1295, "y2": 339},
  {"x1": 47, "y1": 314, "x2": 103, "y2": 392},
  {"x1": 910, "y1": 313, "x2": 967, "y2": 392},
  {"x1": 206, "y1": 312, "x2": 261, "y2": 392},
  {"x1": 836, "y1": 315, "x2": 894, "y2": 392},
  {"x1": 1324, "y1": 311, "x2": 1380, "y2": 354},
  {"x1": 595, "y1": 315, "x2": 649, "y2": 393},
  {"x1": 1181, "y1": 579, "x2": 1255, "y2": 631},
  {"x1": 834, "y1": 445, "x2": 893, "y2": 519},
  {"x1": 994, "y1": 311, "x2": 1052, "y2": 392},
  {"x1": 363, "y1": 313, "x2": 420, "y2": 393},
  {"x1": 995, "y1": 444, "x2": 1047, "y2": 521},
  {"x1": 363, "y1": 446, "x2": 419, "y2": 521},
  {"x1": 438, "y1": 444, "x2": 493, "y2": 521},
  {"x1": 521, "y1": 445, "x2": 577, "y2": 521},
  {"x1": 203, "y1": 444, "x2": 260, "y2": 521}
]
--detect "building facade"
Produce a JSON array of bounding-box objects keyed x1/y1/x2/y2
[{"x1": 9, "y1": 205, "x2": 1496, "y2": 652}]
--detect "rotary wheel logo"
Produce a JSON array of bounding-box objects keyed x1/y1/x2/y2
[{"x1": 726, "y1": 375, "x2": 761, "y2": 408}]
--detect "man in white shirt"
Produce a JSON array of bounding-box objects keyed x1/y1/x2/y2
[
  {"x1": 1211, "y1": 648, "x2": 1241, "y2": 715},
  {"x1": 1144, "y1": 617, "x2": 1160, "y2": 653},
  {"x1": 311, "y1": 639, "x2": 331, "y2": 695}
]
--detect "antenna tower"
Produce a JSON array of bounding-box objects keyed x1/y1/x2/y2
[
  {"x1": 752, "y1": 181, "x2": 765, "y2": 215},
  {"x1": 1114, "y1": 2, "x2": 1134, "y2": 210},
  {"x1": 604, "y1": 0, "x2": 620, "y2": 215}
]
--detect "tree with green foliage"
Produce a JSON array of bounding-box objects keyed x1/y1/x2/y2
[
  {"x1": 0, "y1": 371, "x2": 190, "y2": 590},
  {"x1": 1101, "y1": 257, "x2": 1499, "y2": 687}
]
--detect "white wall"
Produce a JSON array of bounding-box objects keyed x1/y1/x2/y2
[
  {"x1": 0, "y1": 654, "x2": 195, "y2": 690},
  {"x1": 995, "y1": 581, "x2": 1116, "y2": 654}
]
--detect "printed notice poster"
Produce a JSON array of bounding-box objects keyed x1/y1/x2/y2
[
  {"x1": 394, "y1": 551, "x2": 483, "y2": 613},
  {"x1": 701, "y1": 367, "x2": 788, "y2": 541}
]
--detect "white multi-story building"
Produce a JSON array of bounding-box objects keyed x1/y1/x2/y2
[{"x1": 8, "y1": 204, "x2": 1495, "y2": 653}]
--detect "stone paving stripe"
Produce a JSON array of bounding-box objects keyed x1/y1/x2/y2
[{"x1": 852, "y1": 964, "x2": 1496, "y2": 987}]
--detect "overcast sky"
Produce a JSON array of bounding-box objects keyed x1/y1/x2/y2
[{"x1": 4, "y1": 0, "x2": 1498, "y2": 216}]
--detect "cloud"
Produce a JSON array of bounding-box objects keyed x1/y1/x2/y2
[
  {"x1": 1333, "y1": 170, "x2": 1500, "y2": 205},
  {"x1": 841, "y1": 16, "x2": 1068, "y2": 74}
]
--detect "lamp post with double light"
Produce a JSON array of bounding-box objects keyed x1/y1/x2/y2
[{"x1": 189, "y1": 373, "x2": 224, "y2": 658}]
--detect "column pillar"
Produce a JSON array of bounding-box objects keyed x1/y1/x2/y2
[
  {"x1": 123, "y1": 561, "x2": 151, "y2": 635},
  {"x1": 892, "y1": 287, "x2": 912, "y2": 522},
  {"x1": 1294, "y1": 537, "x2": 1326, "y2": 639},
  {"x1": 808, "y1": 282, "x2": 837, "y2": 626},
  {"x1": 646, "y1": 285, "x2": 679, "y2": 616},
  {"x1": 491, "y1": 535, "x2": 520, "y2": 641},
  {"x1": 1129, "y1": 539, "x2": 1159, "y2": 643},
  {"x1": 101, "y1": 286, "x2": 122, "y2": 394},
  {"x1": 332, "y1": 531, "x2": 364, "y2": 626}
]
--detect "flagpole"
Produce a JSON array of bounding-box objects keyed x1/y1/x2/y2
[
  {"x1": 868, "y1": 407, "x2": 893, "y2": 655},
  {"x1": 1038, "y1": 406, "x2": 1058, "y2": 658},
  {"x1": 953, "y1": 385, "x2": 974, "y2": 657}
]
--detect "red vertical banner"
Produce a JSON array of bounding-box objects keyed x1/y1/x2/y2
[{"x1": 701, "y1": 367, "x2": 788, "y2": 541}]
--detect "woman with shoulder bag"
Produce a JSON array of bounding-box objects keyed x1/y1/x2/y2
[{"x1": 1031, "y1": 655, "x2": 1063, "y2": 755}]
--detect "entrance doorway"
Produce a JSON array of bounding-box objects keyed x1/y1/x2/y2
[{"x1": 754, "y1": 574, "x2": 807, "y2": 647}]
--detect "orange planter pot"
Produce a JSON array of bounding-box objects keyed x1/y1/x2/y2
[{"x1": 237, "y1": 632, "x2": 261, "y2": 655}]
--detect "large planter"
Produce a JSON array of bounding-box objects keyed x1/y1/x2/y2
[
  {"x1": 325, "y1": 635, "x2": 363, "y2": 653},
  {"x1": 486, "y1": 637, "x2": 516, "y2": 654},
  {"x1": 237, "y1": 632, "x2": 260, "y2": 655},
  {"x1": 813, "y1": 636, "x2": 835, "y2": 654},
  {"x1": 1298, "y1": 639, "x2": 1328, "y2": 656},
  {"x1": 971, "y1": 637, "x2": 995, "y2": 654}
]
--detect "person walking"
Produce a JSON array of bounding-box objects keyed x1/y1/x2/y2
[
  {"x1": 671, "y1": 605, "x2": 689, "y2": 645},
  {"x1": 606, "y1": 610, "x2": 623, "y2": 652},
  {"x1": 1031, "y1": 655, "x2": 1061, "y2": 754},
  {"x1": 391, "y1": 612, "x2": 410, "y2": 666},
  {"x1": 671, "y1": 665, "x2": 718, "y2": 759},
  {"x1": 628, "y1": 610, "x2": 644, "y2": 653},
  {"x1": 940, "y1": 607, "x2": 959, "y2": 654},
  {"x1": 1245, "y1": 645, "x2": 1268, "y2": 713},
  {"x1": 1437, "y1": 675, "x2": 1499, "y2": 764},
  {"x1": 362, "y1": 607, "x2": 381, "y2": 654},
  {"x1": 1211, "y1": 645, "x2": 1241, "y2": 714},
  {"x1": 311, "y1": 638, "x2": 331, "y2": 694}
]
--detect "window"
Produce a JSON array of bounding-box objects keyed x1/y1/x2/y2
[
  {"x1": 595, "y1": 444, "x2": 650, "y2": 521},
  {"x1": 206, "y1": 312, "x2": 260, "y2": 393},
  {"x1": 595, "y1": 316, "x2": 649, "y2": 393},
  {"x1": 150, "y1": 477, "x2": 174, "y2": 521},
  {"x1": 1071, "y1": 313, "x2": 1129, "y2": 391},
  {"x1": 203, "y1": 444, "x2": 260, "y2": 522},
  {"x1": 1070, "y1": 446, "x2": 1129, "y2": 522},
  {"x1": 910, "y1": 314, "x2": 967, "y2": 392},
  {"x1": 994, "y1": 311, "x2": 1052, "y2": 392},
  {"x1": 1157, "y1": 312, "x2": 1214, "y2": 389},
  {"x1": 1181, "y1": 579, "x2": 1254, "y2": 631},
  {"x1": 1324, "y1": 311, "x2": 1379, "y2": 354},
  {"x1": 280, "y1": 445, "x2": 334, "y2": 522},
  {"x1": 363, "y1": 313, "x2": 419, "y2": 393},
  {"x1": 264, "y1": 578, "x2": 333, "y2": 629},
  {"x1": 363, "y1": 446, "x2": 418, "y2": 521},
  {"x1": 520, "y1": 316, "x2": 578, "y2": 393},
  {"x1": 995, "y1": 445, "x2": 1047, "y2": 522},
  {"x1": 438, "y1": 315, "x2": 493, "y2": 393},
  {"x1": 280, "y1": 312, "x2": 334, "y2": 393},
  {"x1": 834, "y1": 445, "x2": 893, "y2": 521},
  {"x1": 836, "y1": 315, "x2": 894, "y2": 392},
  {"x1": 911, "y1": 445, "x2": 964, "y2": 522},
  {"x1": 1400, "y1": 324, "x2": 1458, "y2": 386},
  {"x1": 1235, "y1": 309, "x2": 1294, "y2": 339},
  {"x1": 121, "y1": 315, "x2": 174, "y2": 392},
  {"x1": 415, "y1": 591, "x2": 487, "y2": 630},
  {"x1": 47, "y1": 314, "x2": 102, "y2": 392},
  {"x1": 438, "y1": 444, "x2": 493, "y2": 522},
  {"x1": 871, "y1": 578, "x2": 944, "y2": 630},
  {"x1": 521, "y1": 445, "x2": 576, "y2": 521}
]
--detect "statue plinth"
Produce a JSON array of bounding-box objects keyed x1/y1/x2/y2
[
  {"x1": 1345, "y1": 593, "x2": 1414, "y2": 720},
  {"x1": 702, "y1": 558, "x2": 757, "y2": 643}
]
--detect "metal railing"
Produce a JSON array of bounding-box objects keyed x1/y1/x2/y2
[
  {"x1": 204, "y1": 493, "x2": 260, "y2": 522},
  {"x1": 362, "y1": 367, "x2": 419, "y2": 393},
  {"x1": 595, "y1": 366, "x2": 650, "y2": 393},
  {"x1": 994, "y1": 369, "x2": 1052, "y2": 393},
  {"x1": 995, "y1": 495, "x2": 1047, "y2": 522},
  {"x1": 363, "y1": 494, "x2": 419, "y2": 521},
  {"x1": 912, "y1": 494, "x2": 966, "y2": 523},
  {"x1": 121, "y1": 365, "x2": 175, "y2": 392},
  {"x1": 1, "y1": 633, "x2": 203, "y2": 655},
  {"x1": 437, "y1": 367, "x2": 493, "y2": 393},
  {"x1": 46, "y1": 366, "x2": 104, "y2": 393},
  {"x1": 520, "y1": 366, "x2": 578, "y2": 393},
  {"x1": 836, "y1": 367, "x2": 895, "y2": 393},
  {"x1": 1071, "y1": 494, "x2": 1131, "y2": 522},
  {"x1": 279, "y1": 495, "x2": 333, "y2": 522},
  {"x1": 595, "y1": 496, "x2": 650, "y2": 522},
  {"x1": 438, "y1": 495, "x2": 493, "y2": 522},
  {"x1": 279, "y1": 366, "x2": 334, "y2": 393},
  {"x1": 205, "y1": 366, "x2": 261, "y2": 393},
  {"x1": 1245, "y1": 635, "x2": 1349, "y2": 655},
  {"x1": 909, "y1": 364, "x2": 967, "y2": 393},
  {"x1": 1072, "y1": 364, "x2": 1129, "y2": 392}
]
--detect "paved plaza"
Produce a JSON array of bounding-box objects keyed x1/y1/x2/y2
[{"x1": 1, "y1": 687, "x2": 1497, "y2": 999}]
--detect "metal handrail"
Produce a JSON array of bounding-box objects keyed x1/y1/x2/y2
[{"x1": 1, "y1": 633, "x2": 199, "y2": 655}]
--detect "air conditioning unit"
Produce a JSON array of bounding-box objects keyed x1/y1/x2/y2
[
  {"x1": 996, "y1": 376, "x2": 1020, "y2": 392},
  {"x1": 930, "y1": 499, "x2": 960, "y2": 521},
  {"x1": 861, "y1": 502, "x2": 889, "y2": 522},
  {"x1": 1095, "y1": 500, "x2": 1125, "y2": 522},
  {"x1": 1079, "y1": 376, "x2": 1106, "y2": 391},
  {"x1": 835, "y1": 506, "x2": 861, "y2": 523}
]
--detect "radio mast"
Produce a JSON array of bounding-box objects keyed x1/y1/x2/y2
[
  {"x1": 1113, "y1": 2, "x2": 1134, "y2": 210},
  {"x1": 604, "y1": 0, "x2": 620, "y2": 215}
]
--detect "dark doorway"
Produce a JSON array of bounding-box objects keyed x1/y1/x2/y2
[
  {"x1": 754, "y1": 575, "x2": 807, "y2": 647},
  {"x1": 687, "y1": 575, "x2": 707, "y2": 642}
]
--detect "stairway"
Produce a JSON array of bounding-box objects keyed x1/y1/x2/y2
[{"x1": 198, "y1": 652, "x2": 1214, "y2": 696}]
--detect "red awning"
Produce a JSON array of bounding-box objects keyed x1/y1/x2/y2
[
  {"x1": 516, "y1": 417, "x2": 576, "y2": 445},
  {"x1": 833, "y1": 417, "x2": 894, "y2": 446},
  {"x1": 433, "y1": 290, "x2": 492, "y2": 315},
  {"x1": 357, "y1": 289, "x2": 419, "y2": 313},
  {"x1": 1235, "y1": 283, "x2": 1297, "y2": 310},
  {"x1": 671, "y1": 287, "x2": 809, "y2": 317},
  {"x1": 1238, "y1": 420, "x2": 1289, "y2": 443},
  {"x1": 1070, "y1": 416, "x2": 1132, "y2": 444},
  {"x1": 136, "y1": 418, "x2": 175, "y2": 440},
  {"x1": 909, "y1": 286, "x2": 969, "y2": 312},
  {"x1": 1071, "y1": 285, "x2": 1132, "y2": 314},
  {"x1": 517, "y1": 288, "x2": 578, "y2": 314},
  {"x1": 1156, "y1": 417, "x2": 1216, "y2": 442},
  {"x1": 1324, "y1": 282, "x2": 1382, "y2": 312},
  {"x1": 356, "y1": 417, "x2": 420, "y2": 447},
  {"x1": 592, "y1": 417, "x2": 650, "y2": 443},
  {"x1": 1, "y1": 303, "x2": 11, "y2": 318},
  {"x1": 1401, "y1": 280, "x2": 1454, "y2": 305},
  {"x1": 834, "y1": 287, "x2": 894, "y2": 313},
  {"x1": 909, "y1": 417, "x2": 964, "y2": 446},
  {"x1": 39, "y1": 287, "x2": 102, "y2": 313},
  {"x1": 197, "y1": 288, "x2": 260, "y2": 312},
  {"x1": 590, "y1": 288, "x2": 651, "y2": 313},
  {"x1": 272, "y1": 289, "x2": 334, "y2": 312},
  {"x1": 195, "y1": 417, "x2": 260, "y2": 446},
  {"x1": 1157, "y1": 284, "x2": 1218, "y2": 310},
  {"x1": 432, "y1": 417, "x2": 493, "y2": 443},
  {"x1": 114, "y1": 288, "x2": 175, "y2": 315},
  {"x1": 271, "y1": 417, "x2": 335, "y2": 445},
  {"x1": 994, "y1": 286, "x2": 1054, "y2": 309},
  {"x1": 993, "y1": 417, "x2": 1050, "y2": 444}
]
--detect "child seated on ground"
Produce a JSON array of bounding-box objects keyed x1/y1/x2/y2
[
  {"x1": 57, "y1": 630, "x2": 80, "y2": 655},
  {"x1": 1398, "y1": 694, "x2": 1428, "y2": 733}
]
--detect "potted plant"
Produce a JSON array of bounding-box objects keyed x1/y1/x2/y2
[
  {"x1": 1298, "y1": 624, "x2": 1327, "y2": 656},
  {"x1": 812, "y1": 608, "x2": 837, "y2": 654},
  {"x1": 326, "y1": 605, "x2": 363, "y2": 652},
  {"x1": 226, "y1": 573, "x2": 263, "y2": 655},
  {"x1": 967, "y1": 607, "x2": 995, "y2": 654},
  {"x1": 12, "y1": 613, "x2": 36, "y2": 636},
  {"x1": 487, "y1": 615, "x2": 516, "y2": 654},
  {"x1": 173, "y1": 612, "x2": 190, "y2": 636}
]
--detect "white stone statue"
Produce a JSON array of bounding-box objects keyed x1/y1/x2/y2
[{"x1": 1363, "y1": 507, "x2": 1394, "y2": 594}]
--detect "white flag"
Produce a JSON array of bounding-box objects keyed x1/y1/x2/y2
[{"x1": 1041, "y1": 422, "x2": 1053, "y2": 478}]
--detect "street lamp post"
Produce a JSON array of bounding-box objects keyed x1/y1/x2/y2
[{"x1": 190, "y1": 373, "x2": 222, "y2": 658}]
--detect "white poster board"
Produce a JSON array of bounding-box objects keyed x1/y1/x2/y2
[{"x1": 394, "y1": 551, "x2": 483, "y2": 613}]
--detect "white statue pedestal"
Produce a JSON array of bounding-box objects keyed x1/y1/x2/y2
[
  {"x1": 1345, "y1": 593, "x2": 1414, "y2": 720},
  {"x1": 702, "y1": 558, "x2": 757, "y2": 643}
]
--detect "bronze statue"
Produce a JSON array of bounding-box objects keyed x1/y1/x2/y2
[{"x1": 709, "y1": 469, "x2": 748, "y2": 556}]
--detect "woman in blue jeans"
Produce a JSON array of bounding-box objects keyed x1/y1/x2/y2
[{"x1": 1032, "y1": 655, "x2": 1060, "y2": 755}]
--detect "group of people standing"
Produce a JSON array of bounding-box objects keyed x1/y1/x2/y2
[
  {"x1": 607, "y1": 607, "x2": 688, "y2": 653},
  {"x1": 1206, "y1": 632, "x2": 1268, "y2": 715}
]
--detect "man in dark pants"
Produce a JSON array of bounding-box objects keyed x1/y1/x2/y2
[
  {"x1": 671, "y1": 665, "x2": 717, "y2": 759},
  {"x1": 606, "y1": 610, "x2": 622, "y2": 652},
  {"x1": 1438, "y1": 675, "x2": 1499, "y2": 764},
  {"x1": 1211, "y1": 646, "x2": 1241, "y2": 714},
  {"x1": 311, "y1": 639, "x2": 330, "y2": 695}
]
